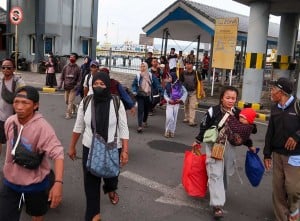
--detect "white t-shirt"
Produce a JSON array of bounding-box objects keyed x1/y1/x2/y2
[{"x1": 83, "y1": 74, "x2": 93, "y2": 96}]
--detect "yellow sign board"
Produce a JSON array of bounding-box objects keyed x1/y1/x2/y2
[{"x1": 212, "y1": 17, "x2": 239, "y2": 69}]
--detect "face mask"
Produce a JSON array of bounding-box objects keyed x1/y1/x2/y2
[
  {"x1": 93, "y1": 87, "x2": 105, "y2": 96},
  {"x1": 69, "y1": 58, "x2": 76, "y2": 63}
]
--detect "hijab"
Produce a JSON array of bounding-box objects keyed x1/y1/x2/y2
[
  {"x1": 140, "y1": 62, "x2": 151, "y2": 95},
  {"x1": 92, "y1": 72, "x2": 112, "y2": 142}
]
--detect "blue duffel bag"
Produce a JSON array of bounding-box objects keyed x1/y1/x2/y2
[{"x1": 245, "y1": 148, "x2": 265, "y2": 187}]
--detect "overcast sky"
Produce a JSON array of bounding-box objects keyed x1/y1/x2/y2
[{"x1": 0, "y1": 0, "x2": 280, "y2": 46}]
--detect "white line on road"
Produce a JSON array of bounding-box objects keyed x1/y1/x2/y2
[{"x1": 120, "y1": 170, "x2": 210, "y2": 210}]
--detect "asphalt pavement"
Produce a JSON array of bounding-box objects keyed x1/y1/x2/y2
[{"x1": 0, "y1": 77, "x2": 274, "y2": 220}]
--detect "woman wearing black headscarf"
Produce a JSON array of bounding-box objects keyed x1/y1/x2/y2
[{"x1": 68, "y1": 72, "x2": 129, "y2": 221}]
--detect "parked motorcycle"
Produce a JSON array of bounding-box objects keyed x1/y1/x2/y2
[{"x1": 10, "y1": 52, "x2": 28, "y2": 71}]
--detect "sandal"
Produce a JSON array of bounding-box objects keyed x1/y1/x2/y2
[
  {"x1": 108, "y1": 191, "x2": 119, "y2": 205},
  {"x1": 213, "y1": 207, "x2": 224, "y2": 219}
]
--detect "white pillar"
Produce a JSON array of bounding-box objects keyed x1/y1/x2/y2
[
  {"x1": 273, "y1": 14, "x2": 299, "y2": 79},
  {"x1": 241, "y1": 2, "x2": 270, "y2": 103}
]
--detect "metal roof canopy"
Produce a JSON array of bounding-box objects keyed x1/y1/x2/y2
[{"x1": 142, "y1": 0, "x2": 298, "y2": 45}]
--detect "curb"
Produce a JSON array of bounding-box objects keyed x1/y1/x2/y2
[{"x1": 35, "y1": 87, "x2": 63, "y2": 93}]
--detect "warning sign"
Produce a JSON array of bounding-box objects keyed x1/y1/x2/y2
[{"x1": 9, "y1": 7, "x2": 24, "y2": 25}]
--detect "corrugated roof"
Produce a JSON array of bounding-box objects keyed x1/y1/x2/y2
[
  {"x1": 143, "y1": 0, "x2": 293, "y2": 43},
  {"x1": 182, "y1": 0, "x2": 279, "y2": 37}
]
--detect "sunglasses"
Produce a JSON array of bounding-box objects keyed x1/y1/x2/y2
[{"x1": 2, "y1": 66, "x2": 13, "y2": 70}]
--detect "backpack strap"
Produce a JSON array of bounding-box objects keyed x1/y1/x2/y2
[
  {"x1": 294, "y1": 98, "x2": 300, "y2": 117},
  {"x1": 83, "y1": 94, "x2": 93, "y2": 113},
  {"x1": 111, "y1": 94, "x2": 120, "y2": 121}
]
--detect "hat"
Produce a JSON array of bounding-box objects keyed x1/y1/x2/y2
[
  {"x1": 270, "y1": 77, "x2": 293, "y2": 94},
  {"x1": 15, "y1": 86, "x2": 39, "y2": 103},
  {"x1": 90, "y1": 60, "x2": 99, "y2": 67},
  {"x1": 239, "y1": 108, "x2": 256, "y2": 124}
]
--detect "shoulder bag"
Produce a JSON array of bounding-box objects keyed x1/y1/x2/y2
[
  {"x1": 11, "y1": 122, "x2": 44, "y2": 169},
  {"x1": 86, "y1": 96, "x2": 120, "y2": 178},
  {"x1": 203, "y1": 112, "x2": 230, "y2": 143}
]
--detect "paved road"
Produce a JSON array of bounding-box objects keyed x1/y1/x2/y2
[{"x1": 0, "y1": 90, "x2": 274, "y2": 221}]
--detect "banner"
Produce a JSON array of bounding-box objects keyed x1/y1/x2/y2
[{"x1": 212, "y1": 17, "x2": 239, "y2": 69}]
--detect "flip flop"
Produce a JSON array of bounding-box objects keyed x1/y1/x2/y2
[{"x1": 108, "y1": 191, "x2": 119, "y2": 205}]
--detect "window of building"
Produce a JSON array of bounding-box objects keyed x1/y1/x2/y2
[
  {"x1": 44, "y1": 37, "x2": 53, "y2": 54},
  {"x1": 30, "y1": 35, "x2": 36, "y2": 55},
  {"x1": 0, "y1": 24, "x2": 6, "y2": 51},
  {"x1": 82, "y1": 39, "x2": 89, "y2": 55},
  {"x1": 11, "y1": 36, "x2": 15, "y2": 51}
]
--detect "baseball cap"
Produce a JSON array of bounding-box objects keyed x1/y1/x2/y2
[
  {"x1": 90, "y1": 60, "x2": 99, "y2": 67},
  {"x1": 15, "y1": 86, "x2": 39, "y2": 103},
  {"x1": 270, "y1": 77, "x2": 293, "y2": 94}
]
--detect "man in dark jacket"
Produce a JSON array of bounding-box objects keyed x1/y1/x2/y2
[
  {"x1": 264, "y1": 77, "x2": 300, "y2": 221},
  {"x1": 58, "y1": 53, "x2": 81, "y2": 119}
]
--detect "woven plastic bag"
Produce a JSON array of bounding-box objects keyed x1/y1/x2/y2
[
  {"x1": 245, "y1": 148, "x2": 265, "y2": 187},
  {"x1": 182, "y1": 144, "x2": 208, "y2": 197}
]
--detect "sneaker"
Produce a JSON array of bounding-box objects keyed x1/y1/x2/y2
[
  {"x1": 143, "y1": 122, "x2": 148, "y2": 128},
  {"x1": 164, "y1": 131, "x2": 170, "y2": 138},
  {"x1": 183, "y1": 119, "x2": 188, "y2": 123},
  {"x1": 137, "y1": 127, "x2": 143, "y2": 133},
  {"x1": 65, "y1": 114, "x2": 72, "y2": 119},
  {"x1": 148, "y1": 112, "x2": 153, "y2": 116},
  {"x1": 169, "y1": 132, "x2": 174, "y2": 138}
]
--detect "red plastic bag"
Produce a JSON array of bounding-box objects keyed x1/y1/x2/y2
[{"x1": 182, "y1": 144, "x2": 208, "y2": 197}]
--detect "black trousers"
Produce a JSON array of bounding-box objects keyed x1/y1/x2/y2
[
  {"x1": 136, "y1": 95, "x2": 150, "y2": 127},
  {"x1": 82, "y1": 146, "x2": 120, "y2": 221}
]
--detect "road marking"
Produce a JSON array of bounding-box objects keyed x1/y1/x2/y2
[{"x1": 120, "y1": 170, "x2": 210, "y2": 210}]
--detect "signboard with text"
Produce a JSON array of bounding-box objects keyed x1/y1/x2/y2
[{"x1": 212, "y1": 17, "x2": 239, "y2": 69}]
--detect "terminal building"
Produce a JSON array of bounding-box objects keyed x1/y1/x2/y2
[
  {"x1": 1, "y1": 0, "x2": 98, "y2": 71},
  {"x1": 143, "y1": 0, "x2": 300, "y2": 105}
]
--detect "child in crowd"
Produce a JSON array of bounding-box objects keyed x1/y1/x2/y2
[
  {"x1": 225, "y1": 108, "x2": 257, "y2": 148},
  {"x1": 163, "y1": 72, "x2": 187, "y2": 138}
]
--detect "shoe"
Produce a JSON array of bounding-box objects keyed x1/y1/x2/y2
[
  {"x1": 137, "y1": 127, "x2": 143, "y2": 133},
  {"x1": 148, "y1": 112, "x2": 153, "y2": 116},
  {"x1": 164, "y1": 131, "x2": 170, "y2": 138},
  {"x1": 169, "y1": 132, "x2": 174, "y2": 138},
  {"x1": 213, "y1": 207, "x2": 224, "y2": 218},
  {"x1": 108, "y1": 191, "x2": 119, "y2": 205},
  {"x1": 65, "y1": 114, "x2": 72, "y2": 119},
  {"x1": 143, "y1": 122, "x2": 148, "y2": 128},
  {"x1": 189, "y1": 123, "x2": 197, "y2": 127},
  {"x1": 183, "y1": 119, "x2": 188, "y2": 123}
]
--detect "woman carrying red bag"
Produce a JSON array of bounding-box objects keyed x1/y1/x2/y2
[{"x1": 192, "y1": 86, "x2": 257, "y2": 219}]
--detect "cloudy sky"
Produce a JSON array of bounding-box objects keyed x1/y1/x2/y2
[{"x1": 0, "y1": 0, "x2": 280, "y2": 46}]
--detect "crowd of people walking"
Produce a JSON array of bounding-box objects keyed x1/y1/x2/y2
[{"x1": 0, "y1": 49, "x2": 299, "y2": 221}]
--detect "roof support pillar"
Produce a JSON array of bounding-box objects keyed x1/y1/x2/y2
[
  {"x1": 196, "y1": 35, "x2": 201, "y2": 70},
  {"x1": 241, "y1": 1, "x2": 270, "y2": 103},
  {"x1": 163, "y1": 30, "x2": 169, "y2": 57},
  {"x1": 273, "y1": 14, "x2": 299, "y2": 79}
]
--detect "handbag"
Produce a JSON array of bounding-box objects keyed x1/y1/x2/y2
[
  {"x1": 211, "y1": 142, "x2": 226, "y2": 160},
  {"x1": 245, "y1": 148, "x2": 265, "y2": 187},
  {"x1": 11, "y1": 123, "x2": 44, "y2": 169},
  {"x1": 182, "y1": 144, "x2": 207, "y2": 197},
  {"x1": 203, "y1": 112, "x2": 230, "y2": 143},
  {"x1": 203, "y1": 126, "x2": 218, "y2": 143},
  {"x1": 86, "y1": 98, "x2": 120, "y2": 178}
]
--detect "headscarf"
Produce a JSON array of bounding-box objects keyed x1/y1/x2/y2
[
  {"x1": 139, "y1": 62, "x2": 151, "y2": 95},
  {"x1": 92, "y1": 72, "x2": 112, "y2": 141}
]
